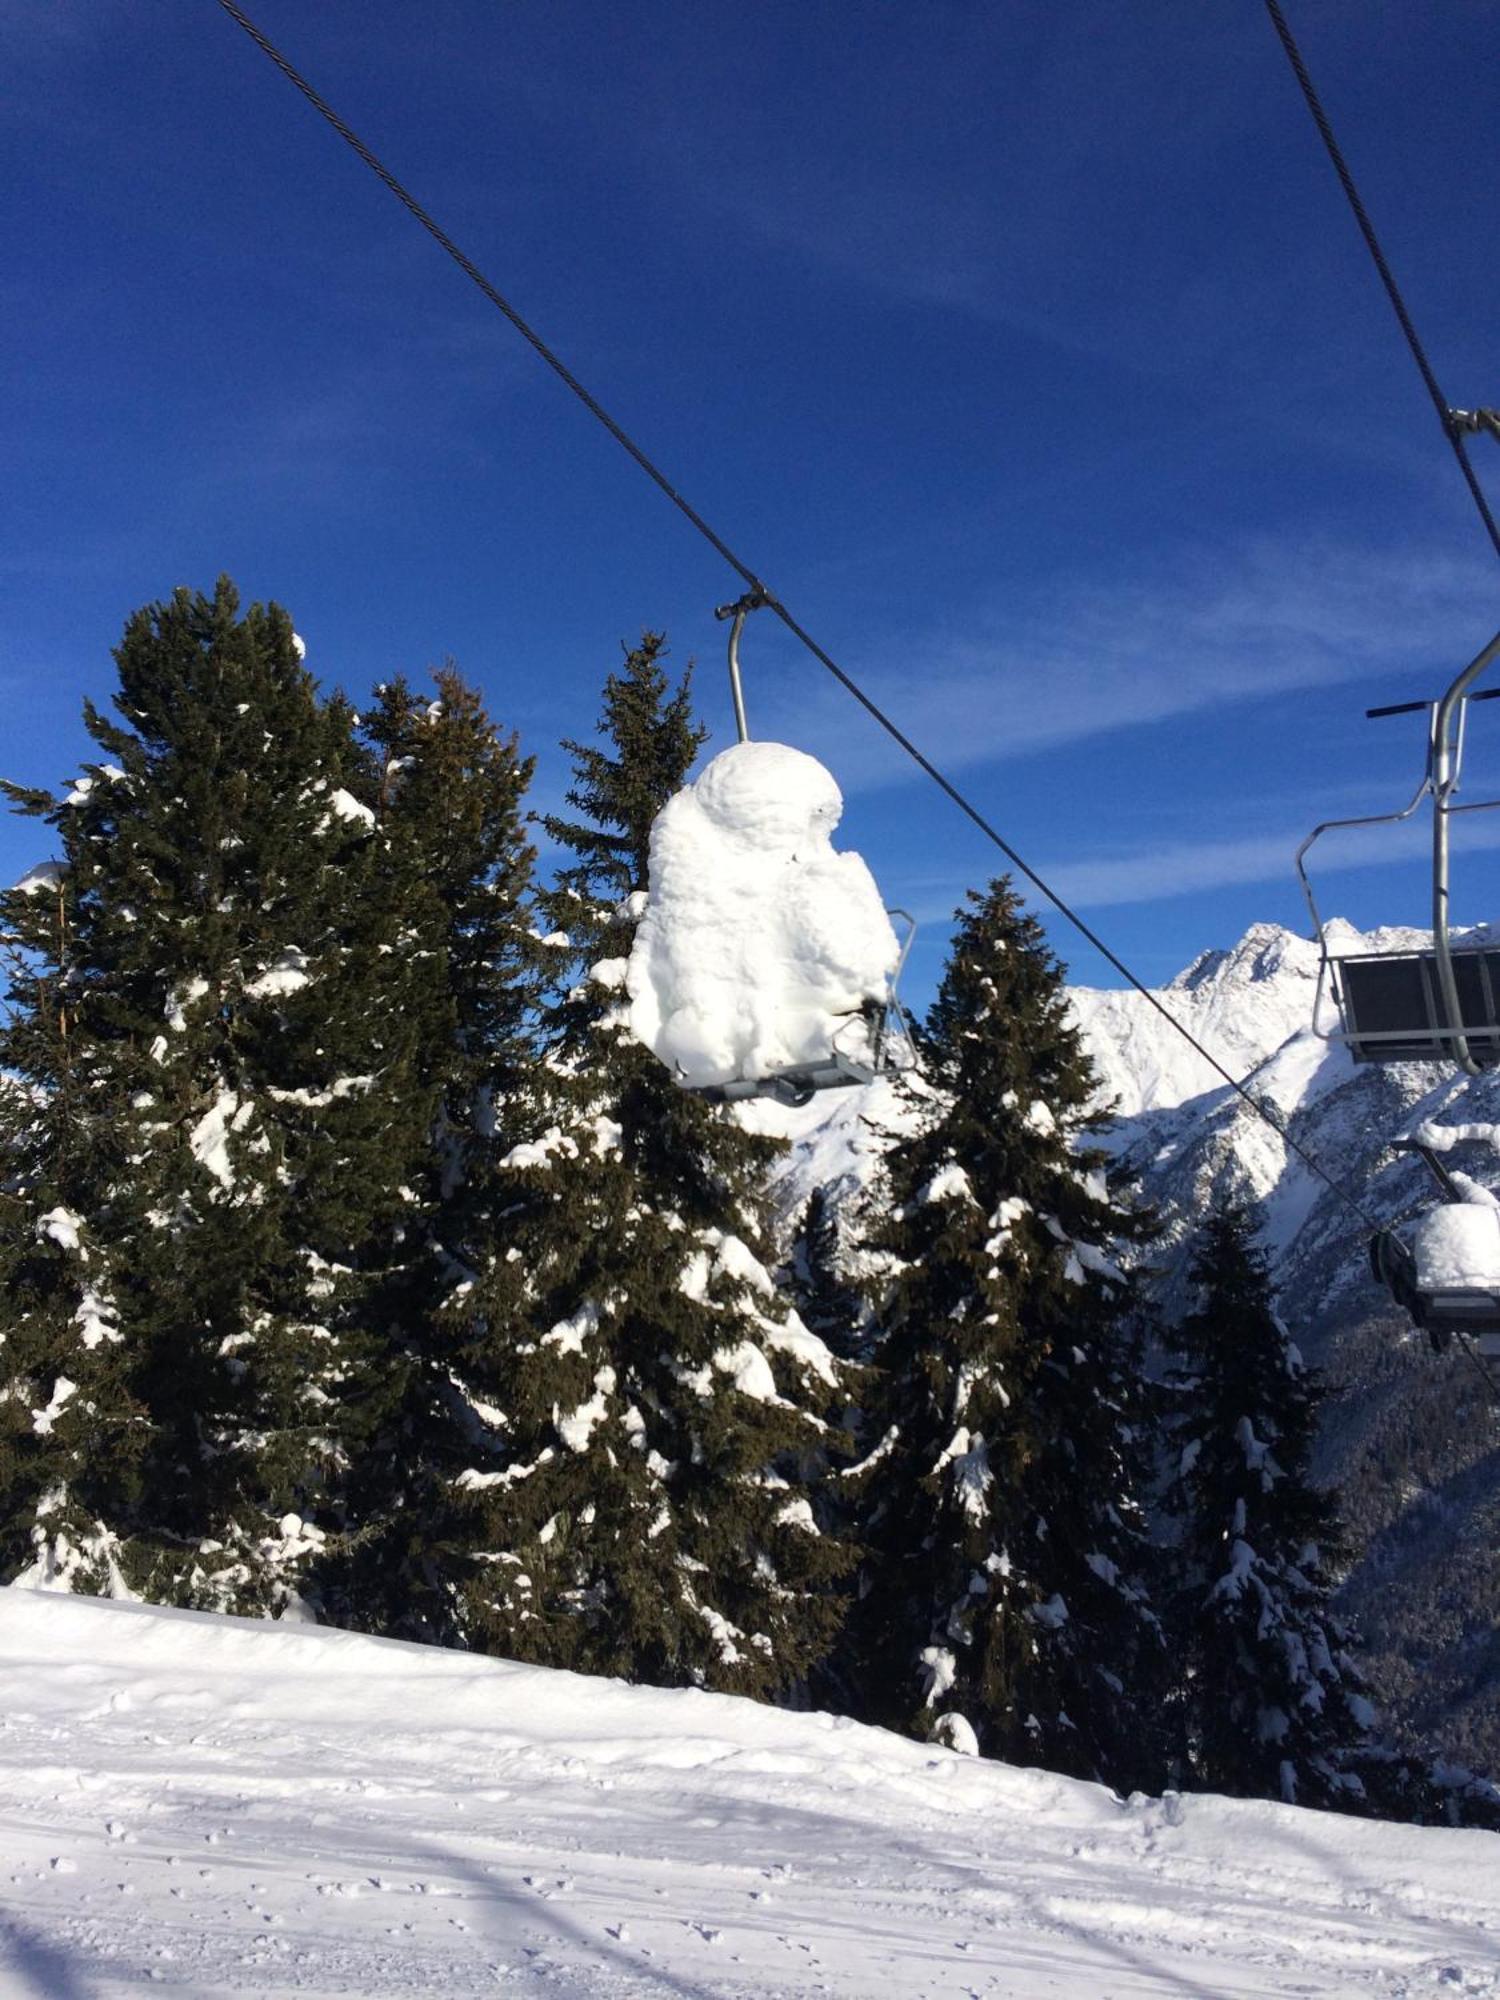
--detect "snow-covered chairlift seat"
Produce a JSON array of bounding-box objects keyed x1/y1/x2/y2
[
  {"x1": 1369, "y1": 1139, "x2": 1500, "y2": 1355},
  {"x1": 690, "y1": 958, "x2": 917, "y2": 1109},
  {"x1": 626, "y1": 595, "x2": 919, "y2": 1108},
  {"x1": 1371, "y1": 1205, "x2": 1500, "y2": 1356},
  {"x1": 624, "y1": 735, "x2": 918, "y2": 1111}
]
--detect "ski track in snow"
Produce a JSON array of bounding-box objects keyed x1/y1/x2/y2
[{"x1": 0, "y1": 1593, "x2": 1497, "y2": 1998}]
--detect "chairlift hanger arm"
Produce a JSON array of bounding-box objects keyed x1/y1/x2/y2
[
  {"x1": 1396, "y1": 1136, "x2": 1466, "y2": 1204},
  {"x1": 1432, "y1": 628, "x2": 1500, "y2": 1073},
  {"x1": 714, "y1": 590, "x2": 770, "y2": 747},
  {"x1": 1296, "y1": 654, "x2": 1496, "y2": 907},
  {"x1": 1297, "y1": 633, "x2": 1500, "y2": 1067},
  {"x1": 1448, "y1": 408, "x2": 1500, "y2": 443}
]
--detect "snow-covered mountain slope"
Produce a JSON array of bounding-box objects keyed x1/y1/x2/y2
[
  {"x1": 2, "y1": 1589, "x2": 1497, "y2": 2000},
  {"x1": 1066, "y1": 918, "x2": 1434, "y2": 1121},
  {"x1": 1068, "y1": 920, "x2": 1327, "y2": 1119},
  {"x1": 738, "y1": 1070, "x2": 922, "y2": 1234},
  {"x1": 754, "y1": 921, "x2": 1500, "y2": 1772},
  {"x1": 1072, "y1": 922, "x2": 1500, "y2": 1774},
  {"x1": 1064, "y1": 918, "x2": 1500, "y2": 1289}
]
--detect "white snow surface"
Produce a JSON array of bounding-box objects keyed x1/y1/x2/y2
[
  {"x1": 12, "y1": 861, "x2": 64, "y2": 897},
  {"x1": 244, "y1": 949, "x2": 312, "y2": 1001},
  {"x1": 1412, "y1": 1203, "x2": 1500, "y2": 1291},
  {"x1": 36, "y1": 1208, "x2": 85, "y2": 1255},
  {"x1": 189, "y1": 1092, "x2": 252, "y2": 1188},
  {"x1": 1, "y1": 1591, "x2": 1497, "y2": 1998},
  {"x1": 626, "y1": 742, "x2": 900, "y2": 1087},
  {"x1": 326, "y1": 789, "x2": 376, "y2": 831}
]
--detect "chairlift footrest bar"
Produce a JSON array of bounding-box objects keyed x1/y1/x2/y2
[{"x1": 685, "y1": 1051, "x2": 878, "y2": 1108}]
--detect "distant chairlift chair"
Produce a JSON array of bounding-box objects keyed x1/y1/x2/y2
[
  {"x1": 1295, "y1": 625, "x2": 1500, "y2": 1075},
  {"x1": 1297, "y1": 625, "x2": 1500, "y2": 1355},
  {"x1": 688, "y1": 592, "x2": 918, "y2": 1110},
  {"x1": 1368, "y1": 1139, "x2": 1500, "y2": 1359}
]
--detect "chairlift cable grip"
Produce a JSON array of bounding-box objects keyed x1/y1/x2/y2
[{"x1": 1263, "y1": 0, "x2": 1500, "y2": 565}]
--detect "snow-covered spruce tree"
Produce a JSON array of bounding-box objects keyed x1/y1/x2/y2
[
  {"x1": 844, "y1": 880, "x2": 1166, "y2": 1788},
  {"x1": 0, "y1": 581, "x2": 445, "y2": 1613},
  {"x1": 323, "y1": 666, "x2": 543, "y2": 1637},
  {"x1": 430, "y1": 633, "x2": 853, "y2": 1693},
  {"x1": 0, "y1": 857, "x2": 146, "y2": 1591},
  {"x1": 789, "y1": 1188, "x2": 867, "y2": 1363},
  {"x1": 1166, "y1": 1197, "x2": 1390, "y2": 1812}
]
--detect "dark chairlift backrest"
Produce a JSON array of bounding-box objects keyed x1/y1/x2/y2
[
  {"x1": 1296, "y1": 624, "x2": 1500, "y2": 1077},
  {"x1": 1336, "y1": 947, "x2": 1500, "y2": 1066}
]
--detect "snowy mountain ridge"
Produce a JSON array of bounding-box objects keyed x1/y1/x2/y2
[
  {"x1": 1065, "y1": 917, "x2": 1442, "y2": 1122},
  {"x1": 753, "y1": 916, "x2": 1476, "y2": 1296}
]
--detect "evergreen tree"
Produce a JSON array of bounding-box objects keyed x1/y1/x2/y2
[
  {"x1": 1167, "y1": 1197, "x2": 1385, "y2": 1811},
  {"x1": 0, "y1": 854, "x2": 145, "y2": 1592},
  {"x1": 428, "y1": 633, "x2": 853, "y2": 1694},
  {"x1": 845, "y1": 879, "x2": 1165, "y2": 1788},
  {"x1": 0, "y1": 581, "x2": 444, "y2": 1612},
  {"x1": 325, "y1": 666, "x2": 542, "y2": 1637},
  {"x1": 789, "y1": 1188, "x2": 866, "y2": 1361}
]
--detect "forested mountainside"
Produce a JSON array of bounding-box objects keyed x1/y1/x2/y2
[
  {"x1": 1070, "y1": 923, "x2": 1500, "y2": 1768},
  {"x1": 764, "y1": 921, "x2": 1500, "y2": 1769}
]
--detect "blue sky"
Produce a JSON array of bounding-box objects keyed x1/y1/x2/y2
[{"x1": 3, "y1": 0, "x2": 1498, "y2": 1004}]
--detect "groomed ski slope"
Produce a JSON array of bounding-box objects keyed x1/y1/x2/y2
[{"x1": 0, "y1": 1592, "x2": 1496, "y2": 1999}]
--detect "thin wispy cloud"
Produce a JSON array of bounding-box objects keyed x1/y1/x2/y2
[
  {"x1": 749, "y1": 536, "x2": 1494, "y2": 793},
  {"x1": 1044, "y1": 807, "x2": 1500, "y2": 911},
  {"x1": 650, "y1": 3, "x2": 1268, "y2": 378}
]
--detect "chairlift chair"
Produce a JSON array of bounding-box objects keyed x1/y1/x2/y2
[
  {"x1": 1368, "y1": 1138, "x2": 1500, "y2": 1357},
  {"x1": 680, "y1": 592, "x2": 919, "y2": 1110},
  {"x1": 1296, "y1": 625, "x2": 1500, "y2": 1075}
]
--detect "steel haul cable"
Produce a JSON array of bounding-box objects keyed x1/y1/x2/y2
[
  {"x1": 213, "y1": 0, "x2": 1391, "y2": 1241},
  {"x1": 1263, "y1": 0, "x2": 1500, "y2": 565},
  {"x1": 1263, "y1": 0, "x2": 1500, "y2": 1394}
]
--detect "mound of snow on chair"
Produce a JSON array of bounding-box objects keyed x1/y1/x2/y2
[
  {"x1": 627, "y1": 741, "x2": 900, "y2": 1089},
  {"x1": 1412, "y1": 1201, "x2": 1500, "y2": 1291}
]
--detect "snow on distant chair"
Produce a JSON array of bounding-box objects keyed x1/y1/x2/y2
[
  {"x1": 1296, "y1": 626, "x2": 1500, "y2": 1074},
  {"x1": 1368, "y1": 1136, "x2": 1500, "y2": 1358},
  {"x1": 624, "y1": 593, "x2": 916, "y2": 1107}
]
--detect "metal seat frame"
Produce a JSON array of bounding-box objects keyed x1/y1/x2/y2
[
  {"x1": 678, "y1": 593, "x2": 919, "y2": 1108},
  {"x1": 1296, "y1": 625, "x2": 1500, "y2": 1075}
]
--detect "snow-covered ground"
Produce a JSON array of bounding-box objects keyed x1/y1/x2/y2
[{"x1": 1, "y1": 1591, "x2": 1497, "y2": 1998}]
